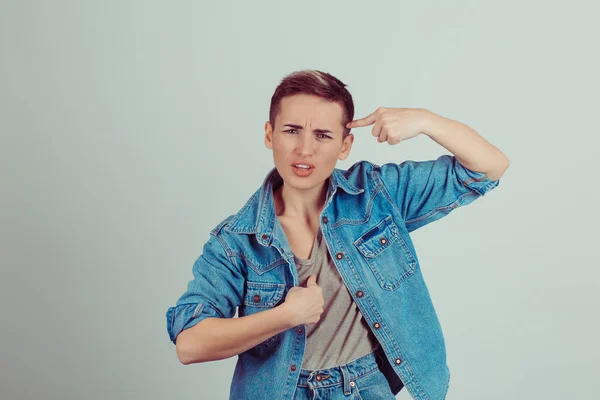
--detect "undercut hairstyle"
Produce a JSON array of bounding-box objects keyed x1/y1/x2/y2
[{"x1": 269, "y1": 70, "x2": 355, "y2": 139}]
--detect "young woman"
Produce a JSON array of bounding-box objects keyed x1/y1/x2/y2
[{"x1": 166, "y1": 70, "x2": 509, "y2": 400}]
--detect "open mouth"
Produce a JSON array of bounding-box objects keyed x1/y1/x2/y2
[
  {"x1": 291, "y1": 163, "x2": 314, "y2": 176},
  {"x1": 292, "y1": 164, "x2": 313, "y2": 170}
]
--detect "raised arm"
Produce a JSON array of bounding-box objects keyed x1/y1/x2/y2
[
  {"x1": 347, "y1": 107, "x2": 509, "y2": 231},
  {"x1": 419, "y1": 109, "x2": 509, "y2": 181}
]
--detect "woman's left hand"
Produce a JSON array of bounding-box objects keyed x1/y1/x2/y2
[{"x1": 346, "y1": 107, "x2": 429, "y2": 145}]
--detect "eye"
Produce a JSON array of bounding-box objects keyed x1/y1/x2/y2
[{"x1": 284, "y1": 129, "x2": 331, "y2": 139}]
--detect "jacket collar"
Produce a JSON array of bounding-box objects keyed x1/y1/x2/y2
[{"x1": 224, "y1": 166, "x2": 363, "y2": 243}]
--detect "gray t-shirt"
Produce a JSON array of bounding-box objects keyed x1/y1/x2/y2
[{"x1": 293, "y1": 227, "x2": 380, "y2": 370}]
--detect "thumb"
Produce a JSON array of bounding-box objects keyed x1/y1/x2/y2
[{"x1": 306, "y1": 275, "x2": 317, "y2": 287}]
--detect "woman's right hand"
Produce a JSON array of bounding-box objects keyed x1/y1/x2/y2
[{"x1": 281, "y1": 275, "x2": 325, "y2": 327}]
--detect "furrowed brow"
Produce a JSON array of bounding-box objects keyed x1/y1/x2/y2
[{"x1": 283, "y1": 124, "x2": 333, "y2": 134}]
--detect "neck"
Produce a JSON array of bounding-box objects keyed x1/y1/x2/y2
[{"x1": 273, "y1": 179, "x2": 329, "y2": 220}]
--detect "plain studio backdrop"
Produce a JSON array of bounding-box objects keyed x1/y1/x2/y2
[{"x1": 1, "y1": 1, "x2": 598, "y2": 399}]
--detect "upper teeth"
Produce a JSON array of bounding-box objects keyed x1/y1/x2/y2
[{"x1": 295, "y1": 164, "x2": 310, "y2": 169}]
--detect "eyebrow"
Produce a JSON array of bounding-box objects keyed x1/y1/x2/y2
[{"x1": 283, "y1": 124, "x2": 334, "y2": 135}]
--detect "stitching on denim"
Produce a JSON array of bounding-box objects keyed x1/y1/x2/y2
[
  {"x1": 354, "y1": 217, "x2": 398, "y2": 258},
  {"x1": 353, "y1": 367, "x2": 389, "y2": 399},
  {"x1": 334, "y1": 223, "x2": 414, "y2": 386},
  {"x1": 214, "y1": 233, "x2": 233, "y2": 259},
  {"x1": 405, "y1": 191, "x2": 475, "y2": 226},
  {"x1": 246, "y1": 281, "x2": 286, "y2": 288},
  {"x1": 211, "y1": 214, "x2": 235, "y2": 236},
  {"x1": 231, "y1": 251, "x2": 288, "y2": 275},
  {"x1": 326, "y1": 230, "x2": 412, "y2": 383},
  {"x1": 353, "y1": 215, "x2": 417, "y2": 290},
  {"x1": 224, "y1": 191, "x2": 259, "y2": 233},
  {"x1": 297, "y1": 366, "x2": 380, "y2": 389},
  {"x1": 278, "y1": 318, "x2": 304, "y2": 400},
  {"x1": 375, "y1": 169, "x2": 404, "y2": 219},
  {"x1": 333, "y1": 166, "x2": 365, "y2": 195},
  {"x1": 333, "y1": 172, "x2": 382, "y2": 228},
  {"x1": 243, "y1": 281, "x2": 285, "y2": 307}
]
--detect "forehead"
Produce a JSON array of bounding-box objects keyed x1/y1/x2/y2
[{"x1": 278, "y1": 94, "x2": 344, "y2": 125}]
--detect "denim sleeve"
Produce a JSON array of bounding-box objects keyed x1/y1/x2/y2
[
  {"x1": 378, "y1": 154, "x2": 500, "y2": 232},
  {"x1": 165, "y1": 234, "x2": 244, "y2": 345}
]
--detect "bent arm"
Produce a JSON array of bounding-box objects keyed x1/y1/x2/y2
[
  {"x1": 421, "y1": 110, "x2": 510, "y2": 180},
  {"x1": 176, "y1": 303, "x2": 295, "y2": 364}
]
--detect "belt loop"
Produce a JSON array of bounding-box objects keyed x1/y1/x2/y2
[
  {"x1": 306, "y1": 370, "x2": 317, "y2": 400},
  {"x1": 340, "y1": 364, "x2": 351, "y2": 395}
]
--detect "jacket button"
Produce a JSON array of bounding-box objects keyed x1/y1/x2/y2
[
  {"x1": 356, "y1": 290, "x2": 364, "y2": 298},
  {"x1": 315, "y1": 375, "x2": 322, "y2": 381},
  {"x1": 322, "y1": 216, "x2": 328, "y2": 223},
  {"x1": 261, "y1": 234, "x2": 268, "y2": 240},
  {"x1": 336, "y1": 252, "x2": 344, "y2": 260},
  {"x1": 296, "y1": 327, "x2": 303, "y2": 334},
  {"x1": 253, "y1": 294, "x2": 261, "y2": 302},
  {"x1": 380, "y1": 237, "x2": 387, "y2": 245},
  {"x1": 290, "y1": 364, "x2": 297, "y2": 371},
  {"x1": 395, "y1": 358, "x2": 402, "y2": 365},
  {"x1": 373, "y1": 322, "x2": 381, "y2": 329}
]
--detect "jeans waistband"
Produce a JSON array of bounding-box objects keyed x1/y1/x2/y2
[{"x1": 296, "y1": 349, "x2": 383, "y2": 394}]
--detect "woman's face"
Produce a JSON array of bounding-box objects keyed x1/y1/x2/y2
[{"x1": 264, "y1": 94, "x2": 354, "y2": 192}]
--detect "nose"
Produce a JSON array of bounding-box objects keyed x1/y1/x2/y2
[{"x1": 297, "y1": 132, "x2": 315, "y2": 156}]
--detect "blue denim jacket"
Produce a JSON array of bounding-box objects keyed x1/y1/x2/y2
[{"x1": 166, "y1": 155, "x2": 500, "y2": 400}]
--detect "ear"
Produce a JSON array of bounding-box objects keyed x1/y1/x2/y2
[
  {"x1": 338, "y1": 133, "x2": 354, "y2": 160},
  {"x1": 264, "y1": 121, "x2": 273, "y2": 149}
]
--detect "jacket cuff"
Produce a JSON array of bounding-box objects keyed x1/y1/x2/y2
[
  {"x1": 166, "y1": 302, "x2": 222, "y2": 345},
  {"x1": 453, "y1": 158, "x2": 500, "y2": 196}
]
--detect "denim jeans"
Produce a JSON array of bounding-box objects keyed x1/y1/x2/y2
[{"x1": 293, "y1": 350, "x2": 396, "y2": 399}]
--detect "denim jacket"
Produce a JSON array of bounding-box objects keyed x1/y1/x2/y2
[{"x1": 166, "y1": 154, "x2": 500, "y2": 400}]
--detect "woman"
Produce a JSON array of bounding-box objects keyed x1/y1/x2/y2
[{"x1": 166, "y1": 69, "x2": 509, "y2": 400}]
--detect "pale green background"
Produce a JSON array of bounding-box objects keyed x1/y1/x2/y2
[{"x1": 1, "y1": 1, "x2": 598, "y2": 399}]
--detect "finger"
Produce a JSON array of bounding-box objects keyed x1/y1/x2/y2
[
  {"x1": 389, "y1": 136, "x2": 401, "y2": 145},
  {"x1": 346, "y1": 111, "x2": 377, "y2": 129},
  {"x1": 378, "y1": 128, "x2": 388, "y2": 143},
  {"x1": 306, "y1": 275, "x2": 316, "y2": 287},
  {"x1": 371, "y1": 120, "x2": 382, "y2": 139}
]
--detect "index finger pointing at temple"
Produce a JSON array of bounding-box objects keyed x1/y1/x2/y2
[{"x1": 346, "y1": 112, "x2": 377, "y2": 129}]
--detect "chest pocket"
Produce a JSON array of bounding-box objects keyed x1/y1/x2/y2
[
  {"x1": 243, "y1": 281, "x2": 285, "y2": 350},
  {"x1": 354, "y1": 215, "x2": 416, "y2": 291}
]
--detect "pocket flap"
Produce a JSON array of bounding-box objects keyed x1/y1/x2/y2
[
  {"x1": 354, "y1": 215, "x2": 399, "y2": 258},
  {"x1": 243, "y1": 281, "x2": 285, "y2": 307}
]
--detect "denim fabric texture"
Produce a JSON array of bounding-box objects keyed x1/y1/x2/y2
[
  {"x1": 293, "y1": 349, "x2": 395, "y2": 399},
  {"x1": 166, "y1": 155, "x2": 500, "y2": 400}
]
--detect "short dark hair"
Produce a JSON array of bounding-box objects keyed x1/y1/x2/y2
[{"x1": 269, "y1": 70, "x2": 354, "y2": 139}]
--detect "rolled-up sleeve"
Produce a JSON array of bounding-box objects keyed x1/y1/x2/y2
[
  {"x1": 378, "y1": 154, "x2": 500, "y2": 232},
  {"x1": 166, "y1": 234, "x2": 244, "y2": 345}
]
